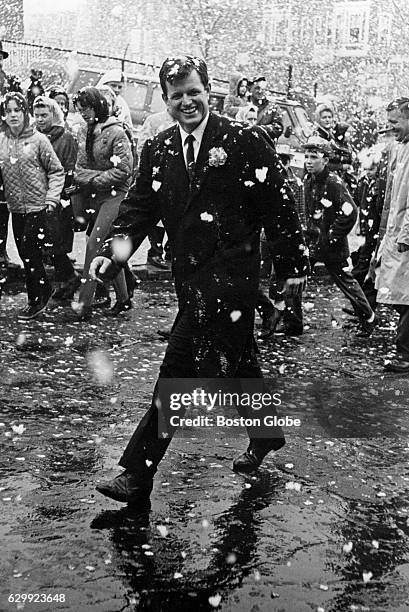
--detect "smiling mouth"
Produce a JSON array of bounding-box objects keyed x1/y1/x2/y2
[{"x1": 181, "y1": 107, "x2": 198, "y2": 115}]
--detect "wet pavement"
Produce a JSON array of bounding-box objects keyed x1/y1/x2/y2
[{"x1": 1, "y1": 272, "x2": 409, "y2": 612}]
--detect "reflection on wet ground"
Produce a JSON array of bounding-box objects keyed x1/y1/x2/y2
[{"x1": 1, "y1": 277, "x2": 409, "y2": 611}]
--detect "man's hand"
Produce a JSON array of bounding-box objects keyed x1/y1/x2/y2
[
  {"x1": 397, "y1": 242, "x2": 409, "y2": 253},
  {"x1": 283, "y1": 276, "x2": 307, "y2": 297},
  {"x1": 89, "y1": 256, "x2": 114, "y2": 282}
]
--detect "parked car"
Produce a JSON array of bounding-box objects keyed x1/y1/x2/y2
[{"x1": 66, "y1": 66, "x2": 228, "y2": 133}]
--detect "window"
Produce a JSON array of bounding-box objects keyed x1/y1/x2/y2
[
  {"x1": 261, "y1": 2, "x2": 291, "y2": 53},
  {"x1": 333, "y1": 1, "x2": 370, "y2": 51},
  {"x1": 377, "y1": 11, "x2": 392, "y2": 46}
]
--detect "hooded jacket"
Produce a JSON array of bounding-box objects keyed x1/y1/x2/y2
[
  {"x1": 0, "y1": 124, "x2": 65, "y2": 214},
  {"x1": 75, "y1": 116, "x2": 133, "y2": 195},
  {"x1": 223, "y1": 73, "x2": 249, "y2": 119},
  {"x1": 34, "y1": 97, "x2": 78, "y2": 184}
]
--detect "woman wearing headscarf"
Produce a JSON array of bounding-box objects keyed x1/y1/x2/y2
[
  {"x1": 223, "y1": 73, "x2": 250, "y2": 119},
  {"x1": 71, "y1": 86, "x2": 133, "y2": 318},
  {"x1": 33, "y1": 95, "x2": 80, "y2": 300},
  {"x1": 0, "y1": 92, "x2": 65, "y2": 319}
]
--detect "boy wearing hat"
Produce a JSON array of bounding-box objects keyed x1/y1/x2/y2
[{"x1": 303, "y1": 136, "x2": 377, "y2": 337}]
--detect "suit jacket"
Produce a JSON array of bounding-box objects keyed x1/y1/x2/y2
[{"x1": 102, "y1": 113, "x2": 308, "y2": 320}]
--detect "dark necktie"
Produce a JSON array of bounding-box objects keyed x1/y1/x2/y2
[{"x1": 185, "y1": 134, "x2": 195, "y2": 184}]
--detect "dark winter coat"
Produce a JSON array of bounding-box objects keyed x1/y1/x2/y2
[
  {"x1": 44, "y1": 125, "x2": 78, "y2": 191},
  {"x1": 304, "y1": 166, "x2": 357, "y2": 264},
  {"x1": 102, "y1": 112, "x2": 308, "y2": 321}
]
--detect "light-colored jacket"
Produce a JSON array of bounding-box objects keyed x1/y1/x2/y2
[
  {"x1": 0, "y1": 125, "x2": 65, "y2": 214},
  {"x1": 376, "y1": 141, "x2": 409, "y2": 305},
  {"x1": 75, "y1": 116, "x2": 133, "y2": 194},
  {"x1": 136, "y1": 110, "x2": 175, "y2": 157}
]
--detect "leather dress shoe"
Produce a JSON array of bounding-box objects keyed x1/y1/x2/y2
[
  {"x1": 384, "y1": 357, "x2": 409, "y2": 373},
  {"x1": 233, "y1": 439, "x2": 284, "y2": 473},
  {"x1": 96, "y1": 471, "x2": 153, "y2": 507},
  {"x1": 107, "y1": 298, "x2": 132, "y2": 316},
  {"x1": 356, "y1": 314, "x2": 379, "y2": 338},
  {"x1": 258, "y1": 309, "x2": 283, "y2": 340}
]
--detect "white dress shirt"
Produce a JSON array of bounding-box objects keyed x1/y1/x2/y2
[{"x1": 178, "y1": 113, "x2": 210, "y2": 168}]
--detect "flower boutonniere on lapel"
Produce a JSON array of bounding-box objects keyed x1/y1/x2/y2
[{"x1": 208, "y1": 147, "x2": 227, "y2": 167}]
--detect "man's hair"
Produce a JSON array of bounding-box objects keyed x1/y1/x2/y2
[
  {"x1": 386, "y1": 97, "x2": 409, "y2": 118},
  {"x1": 159, "y1": 55, "x2": 209, "y2": 97}
]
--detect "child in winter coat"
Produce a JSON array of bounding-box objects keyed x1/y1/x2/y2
[
  {"x1": 70, "y1": 87, "x2": 133, "y2": 319},
  {"x1": 0, "y1": 92, "x2": 65, "y2": 319},
  {"x1": 33, "y1": 95, "x2": 80, "y2": 300}
]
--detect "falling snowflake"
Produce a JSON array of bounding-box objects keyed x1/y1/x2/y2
[
  {"x1": 362, "y1": 571, "x2": 373, "y2": 583},
  {"x1": 200, "y1": 212, "x2": 213, "y2": 222},
  {"x1": 230, "y1": 310, "x2": 242, "y2": 322},
  {"x1": 111, "y1": 236, "x2": 132, "y2": 262},
  {"x1": 157, "y1": 525, "x2": 169, "y2": 537},
  {"x1": 342, "y1": 541, "x2": 353, "y2": 553},
  {"x1": 341, "y1": 202, "x2": 354, "y2": 216},
  {"x1": 87, "y1": 350, "x2": 114, "y2": 384},
  {"x1": 255, "y1": 167, "x2": 268, "y2": 182},
  {"x1": 11, "y1": 424, "x2": 26, "y2": 435},
  {"x1": 110, "y1": 155, "x2": 121, "y2": 167},
  {"x1": 152, "y1": 180, "x2": 162, "y2": 192}
]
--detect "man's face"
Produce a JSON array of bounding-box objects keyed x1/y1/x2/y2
[
  {"x1": 319, "y1": 110, "x2": 333, "y2": 130},
  {"x1": 304, "y1": 150, "x2": 328, "y2": 175},
  {"x1": 387, "y1": 108, "x2": 409, "y2": 142},
  {"x1": 106, "y1": 81, "x2": 123, "y2": 96},
  {"x1": 33, "y1": 106, "x2": 53, "y2": 132},
  {"x1": 250, "y1": 80, "x2": 267, "y2": 103},
  {"x1": 163, "y1": 69, "x2": 209, "y2": 133}
]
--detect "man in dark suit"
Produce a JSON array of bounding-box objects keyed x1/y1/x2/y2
[{"x1": 90, "y1": 56, "x2": 308, "y2": 507}]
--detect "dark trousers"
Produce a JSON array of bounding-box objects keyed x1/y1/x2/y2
[
  {"x1": 0, "y1": 201, "x2": 9, "y2": 255},
  {"x1": 325, "y1": 261, "x2": 373, "y2": 320},
  {"x1": 119, "y1": 304, "x2": 285, "y2": 478},
  {"x1": 395, "y1": 305, "x2": 409, "y2": 359},
  {"x1": 12, "y1": 210, "x2": 51, "y2": 305},
  {"x1": 46, "y1": 204, "x2": 76, "y2": 283}
]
